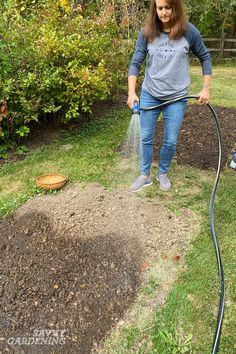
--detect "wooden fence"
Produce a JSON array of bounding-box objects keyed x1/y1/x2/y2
[{"x1": 204, "y1": 37, "x2": 236, "y2": 62}]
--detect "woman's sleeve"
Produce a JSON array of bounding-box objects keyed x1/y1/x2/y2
[
  {"x1": 128, "y1": 30, "x2": 148, "y2": 77},
  {"x1": 188, "y1": 24, "x2": 212, "y2": 75}
]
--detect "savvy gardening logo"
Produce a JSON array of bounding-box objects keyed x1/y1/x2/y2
[{"x1": 7, "y1": 329, "x2": 66, "y2": 346}]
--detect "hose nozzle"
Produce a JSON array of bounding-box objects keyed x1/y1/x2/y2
[{"x1": 132, "y1": 101, "x2": 140, "y2": 114}]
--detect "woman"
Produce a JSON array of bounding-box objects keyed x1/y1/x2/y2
[{"x1": 127, "y1": 0, "x2": 212, "y2": 192}]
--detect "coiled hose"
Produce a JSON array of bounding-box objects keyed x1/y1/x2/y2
[{"x1": 141, "y1": 95, "x2": 224, "y2": 354}]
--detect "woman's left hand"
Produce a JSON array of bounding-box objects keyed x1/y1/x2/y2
[{"x1": 197, "y1": 88, "x2": 210, "y2": 105}]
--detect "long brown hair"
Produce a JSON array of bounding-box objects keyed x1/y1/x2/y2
[{"x1": 143, "y1": 0, "x2": 188, "y2": 42}]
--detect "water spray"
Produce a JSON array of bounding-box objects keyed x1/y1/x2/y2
[
  {"x1": 125, "y1": 101, "x2": 142, "y2": 177},
  {"x1": 129, "y1": 101, "x2": 141, "y2": 157},
  {"x1": 139, "y1": 95, "x2": 224, "y2": 354}
]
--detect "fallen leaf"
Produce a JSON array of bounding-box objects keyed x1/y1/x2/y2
[
  {"x1": 172, "y1": 255, "x2": 181, "y2": 262},
  {"x1": 0, "y1": 100, "x2": 7, "y2": 113},
  {"x1": 161, "y1": 254, "x2": 168, "y2": 260},
  {"x1": 141, "y1": 261, "x2": 150, "y2": 271}
]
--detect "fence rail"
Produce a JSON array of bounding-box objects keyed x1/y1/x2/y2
[{"x1": 203, "y1": 37, "x2": 236, "y2": 61}]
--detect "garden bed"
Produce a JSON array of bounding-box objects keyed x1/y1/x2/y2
[
  {"x1": 154, "y1": 104, "x2": 236, "y2": 170},
  {"x1": 0, "y1": 184, "x2": 198, "y2": 353}
]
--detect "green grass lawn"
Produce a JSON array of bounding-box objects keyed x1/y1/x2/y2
[
  {"x1": 190, "y1": 65, "x2": 236, "y2": 107},
  {"x1": 0, "y1": 65, "x2": 235, "y2": 353}
]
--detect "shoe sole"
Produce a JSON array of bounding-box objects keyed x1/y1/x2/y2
[
  {"x1": 130, "y1": 181, "x2": 153, "y2": 193},
  {"x1": 156, "y1": 177, "x2": 171, "y2": 191}
]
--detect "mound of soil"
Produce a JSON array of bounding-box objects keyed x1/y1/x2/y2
[
  {"x1": 0, "y1": 184, "x2": 197, "y2": 353},
  {"x1": 154, "y1": 104, "x2": 236, "y2": 170}
]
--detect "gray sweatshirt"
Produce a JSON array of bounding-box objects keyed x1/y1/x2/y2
[{"x1": 128, "y1": 22, "x2": 212, "y2": 100}]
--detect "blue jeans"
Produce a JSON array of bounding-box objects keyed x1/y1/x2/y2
[{"x1": 140, "y1": 89, "x2": 187, "y2": 175}]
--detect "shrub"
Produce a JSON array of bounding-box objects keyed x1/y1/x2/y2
[{"x1": 0, "y1": 0, "x2": 131, "y2": 152}]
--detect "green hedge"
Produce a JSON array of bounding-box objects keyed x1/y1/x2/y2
[{"x1": 0, "y1": 1, "x2": 132, "y2": 156}]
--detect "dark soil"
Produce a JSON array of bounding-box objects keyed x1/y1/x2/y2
[{"x1": 154, "y1": 104, "x2": 236, "y2": 170}]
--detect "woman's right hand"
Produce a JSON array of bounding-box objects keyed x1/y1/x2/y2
[{"x1": 127, "y1": 93, "x2": 139, "y2": 110}]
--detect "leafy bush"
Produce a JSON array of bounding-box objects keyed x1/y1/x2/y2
[{"x1": 0, "y1": 0, "x2": 132, "y2": 152}]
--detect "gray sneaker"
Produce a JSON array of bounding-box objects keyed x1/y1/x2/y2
[
  {"x1": 129, "y1": 176, "x2": 152, "y2": 192},
  {"x1": 156, "y1": 173, "x2": 171, "y2": 191}
]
